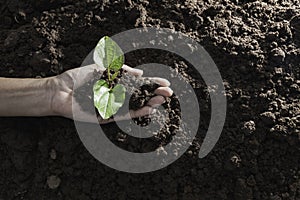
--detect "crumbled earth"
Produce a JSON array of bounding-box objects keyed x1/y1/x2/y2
[{"x1": 0, "y1": 0, "x2": 300, "y2": 199}]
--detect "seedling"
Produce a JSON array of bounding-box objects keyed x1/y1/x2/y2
[{"x1": 93, "y1": 36, "x2": 126, "y2": 119}]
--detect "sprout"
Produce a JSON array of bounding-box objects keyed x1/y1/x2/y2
[{"x1": 93, "y1": 36, "x2": 126, "y2": 119}]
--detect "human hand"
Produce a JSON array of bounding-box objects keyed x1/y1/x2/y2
[{"x1": 50, "y1": 64, "x2": 173, "y2": 124}]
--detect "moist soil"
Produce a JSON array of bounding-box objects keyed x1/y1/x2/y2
[{"x1": 0, "y1": 0, "x2": 300, "y2": 199}]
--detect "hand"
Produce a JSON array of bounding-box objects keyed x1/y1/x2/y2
[{"x1": 51, "y1": 64, "x2": 173, "y2": 124}]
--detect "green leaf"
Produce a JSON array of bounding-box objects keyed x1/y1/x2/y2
[
  {"x1": 93, "y1": 36, "x2": 124, "y2": 71},
  {"x1": 93, "y1": 80, "x2": 110, "y2": 110},
  {"x1": 93, "y1": 81, "x2": 126, "y2": 119}
]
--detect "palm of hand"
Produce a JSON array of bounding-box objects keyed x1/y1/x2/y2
[{"x1": 52, "y1": 64, "x2": 173, "y2": 124}]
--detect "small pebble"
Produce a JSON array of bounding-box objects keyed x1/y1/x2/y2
[
  {"x1": 271, "y1": 47, "x2": 286, "y2": 61},
  {"x1": 274, "y1": 67, "x2": 283, "y2": 75},
  {"x1": 242, "y1": 120, "x2": 256, "y2": 134},
  {"x1": 47, "y1": 175, "x2": 61, "y2": 189},
  {"x1": 50, "y1": 149, "x2": 57, "y2": 160},
  {"x1": 231, "y1": 155, "x2": 241, "y2": 167}
]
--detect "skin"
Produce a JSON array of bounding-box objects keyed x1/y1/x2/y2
[{"x1": 0, "y1": 64, "x2": 173, "y2": 124}]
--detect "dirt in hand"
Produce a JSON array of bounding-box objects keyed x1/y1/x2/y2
[{"x1": 74, "y1": 68, "x2": 182, "y2": 153}]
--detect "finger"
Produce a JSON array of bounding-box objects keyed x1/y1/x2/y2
[
  {"x1": 148, "y1": 77, "x2": 170, "y2": 87},
  {"x1": 122, "y1": 64, "x2": 143, "y2": 77},
  {"x1": 130, "y1": 106, "x2": 156, "y2": 118},
  {"x1": 146, "y1": 96, "x2": 165, "y2": 107},
  {"x1": 106, "y1": 106, "x2": 155, "y2": 123},
  {"x1": 154, "y1": 87, "x2": 173, "y2": 97},
  {"x1": 73, "y1": 113, "x2": 114, "y2": 124}
]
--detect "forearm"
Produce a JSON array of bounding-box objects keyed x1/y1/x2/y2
[{"x1": 0, "y1": 77, "x2": 56, "y2": 117}]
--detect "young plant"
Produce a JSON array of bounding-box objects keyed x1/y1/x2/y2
[{"x1": 93, "y1": 36, "x2": 126, "y2": 119}]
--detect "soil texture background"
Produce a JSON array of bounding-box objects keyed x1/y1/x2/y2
[{"x1": 0, "y1": 0, "x2": 300, "y2": 199}]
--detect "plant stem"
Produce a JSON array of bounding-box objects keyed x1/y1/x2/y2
[
  {"x1": 107, "y1": 68, "x2": 112, "y2": 82},
  {"x1": 107, "y1": 68, "x2": 114, "y2": 90}
]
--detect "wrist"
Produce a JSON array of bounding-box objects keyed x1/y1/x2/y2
[
  {"x1": 32, "y1": 77, "x2": 61, "y2": 116},
  {"x1": 48, "y1": 76, "x2": 73, "y2": 118},
  {"x1": 47, "y1": 76, "x2": 65, "y2": 117}
]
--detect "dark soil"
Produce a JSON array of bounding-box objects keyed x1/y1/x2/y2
[{"x1": 0, "y1": 0, "x2": 300, "y2": 199}]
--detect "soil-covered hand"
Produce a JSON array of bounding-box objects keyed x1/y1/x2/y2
[{"x1": 51, "y1": 64, "x2": 173, "y2": 124}]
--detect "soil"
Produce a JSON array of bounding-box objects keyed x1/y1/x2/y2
[{"x1": 0, "y1": 0, "x2": 300, "y2": 199}]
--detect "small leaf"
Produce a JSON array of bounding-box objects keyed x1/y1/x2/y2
[
  {"x1": 93, "y1": 36, "x2": 124, "y2": 71},
  {"x1": 93, "y1": 81, "x2": 126, "y2": 119}
]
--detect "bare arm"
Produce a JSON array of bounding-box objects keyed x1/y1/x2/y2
[
  {"x1": 0, "y1": 64, "x2": 173, "y2": 123},
  {"x1": 0, "y1": 77, "x2": 56, "y2": 117}
]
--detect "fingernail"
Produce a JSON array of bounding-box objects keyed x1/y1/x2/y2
[
  {"x1": 165, "y1": 80, "x2": 171, "y2": 86},
  {"x1": 136, "y1": 69, "x2": 143, "y2": 77},
  {"x1": 168, "y1": 88, "x2": 174, "y2": 96}
]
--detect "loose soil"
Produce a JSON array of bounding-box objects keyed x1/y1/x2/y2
[{"x1": 0, "y1": 0, "x2": 299, "y2": 199}]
